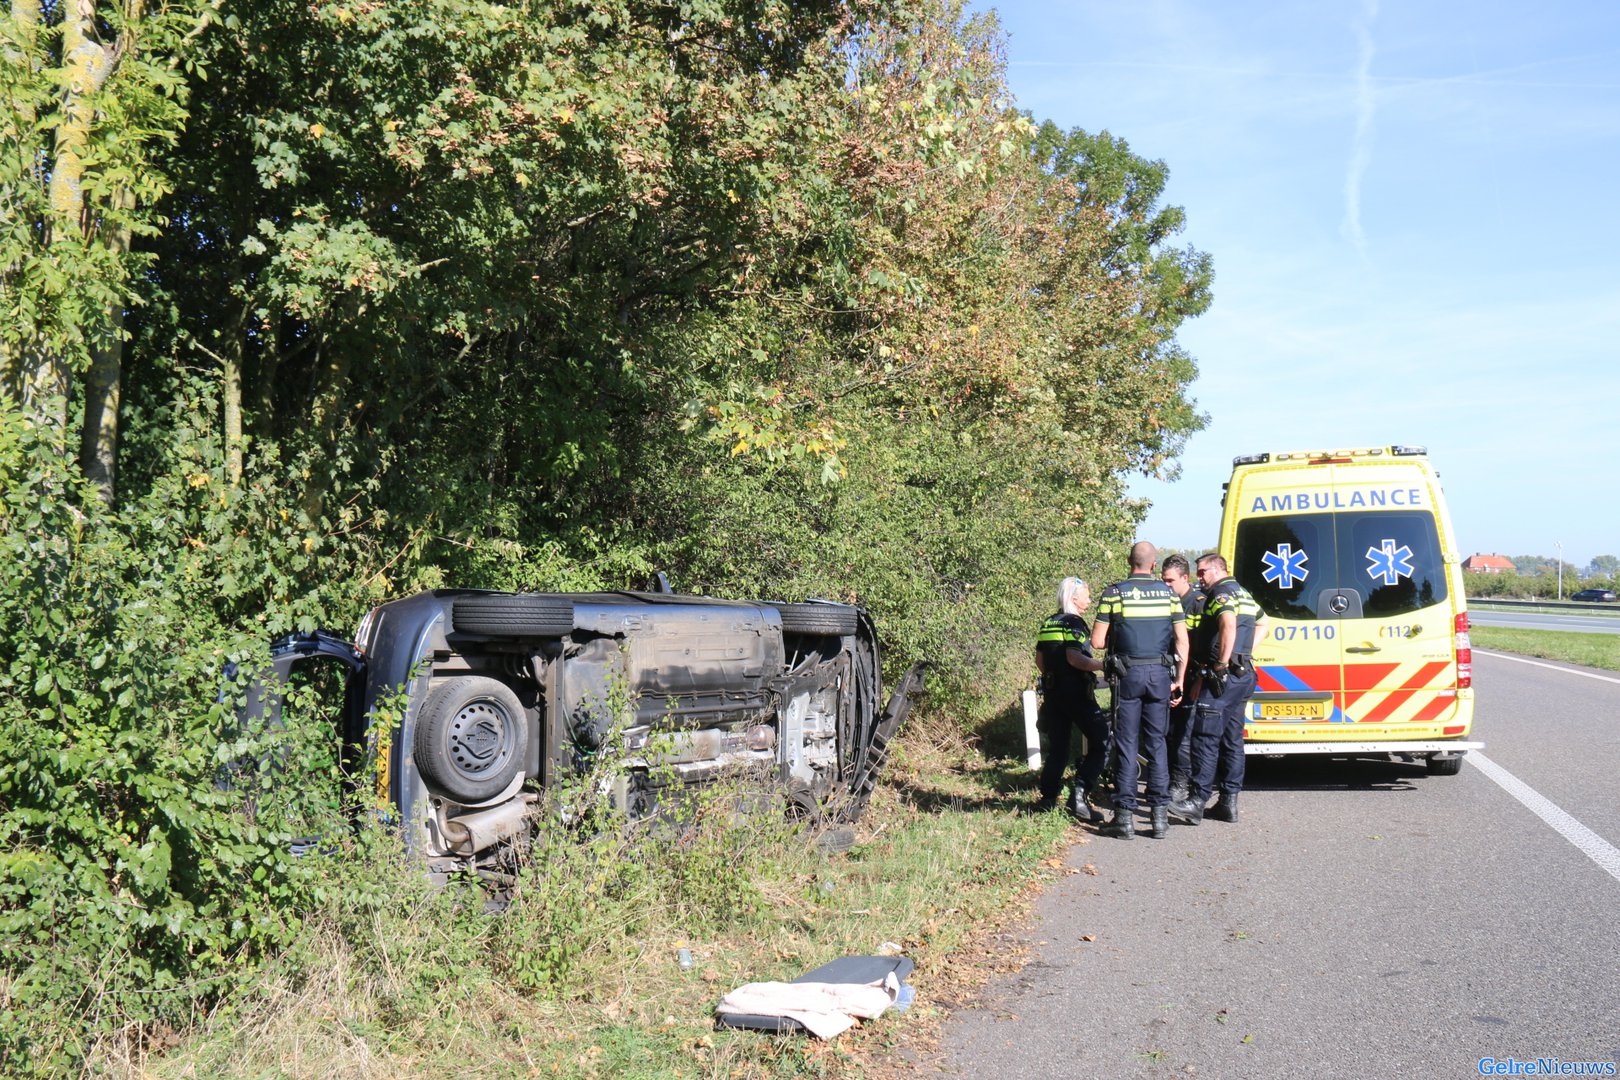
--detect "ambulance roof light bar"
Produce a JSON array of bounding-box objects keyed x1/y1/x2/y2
[{"x1": 1391, "y1": 444, "x2": 1428, "y2": 456}]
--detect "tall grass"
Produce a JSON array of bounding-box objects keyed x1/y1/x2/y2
[{"x1": 100, "y1": 715, "x2": 1073, "y2": 1079}]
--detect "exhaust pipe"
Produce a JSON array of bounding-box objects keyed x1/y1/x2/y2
[{"x1": 441, "y1": 795, "x2": 536, "y2": 855}]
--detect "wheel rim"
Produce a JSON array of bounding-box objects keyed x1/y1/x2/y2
[{"x1": 447, "y1": 699, "x2": 516, "y2": 782}]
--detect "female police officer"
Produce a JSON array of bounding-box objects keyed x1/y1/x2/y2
[{"x1": 1034, "y1": 577, "x2": 1108, "y2": 822}]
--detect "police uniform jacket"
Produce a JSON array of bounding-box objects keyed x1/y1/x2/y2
[
  {"x1": 1194, "y1": 576, "x2": 1260, "y2": 668},
  {"x1": 1180, "y1": 587, "x2": 1207, "y2": 636},
  {"x1": 1095, "y1": 573, "x2": 1185, "y2": 661},
  {"x1": 1036, "y1": 612, "x2": 1095, "y2": 706}
]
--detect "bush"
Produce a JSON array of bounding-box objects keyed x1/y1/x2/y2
[{"x1": 0, "y1": 404, "x2": 372, "y2": 1074}]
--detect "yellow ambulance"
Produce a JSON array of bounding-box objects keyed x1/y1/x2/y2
[{"x1": 1218, "y1": 446, "x2": 1481, "y2": 773}]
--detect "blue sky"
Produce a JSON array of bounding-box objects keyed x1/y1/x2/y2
[{"x1": 974, "y1": 0, "x2": 1620, "y2": 571}]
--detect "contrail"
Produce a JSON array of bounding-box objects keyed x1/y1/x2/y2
[{"x1": 1342, "y1": 0, "x2": 1379, "y2": 254}]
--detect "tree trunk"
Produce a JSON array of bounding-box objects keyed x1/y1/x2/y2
[
  {"x1": 300, "y1": 336, "x2": 349, "y2": 524},
  {"x1": 77, "y1": 301, "x2": 125, "y2": 501},
  {"x1": 222, "y1": 303, "x2": 247, "y2": 485},
  {"x1": 34, "y1": 0, "x2": 116, "y2": 446},
  {"x1": 77, "y1": 190, "x2": 134, "y2": 503}
]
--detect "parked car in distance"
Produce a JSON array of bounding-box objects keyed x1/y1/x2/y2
[
  {"x1": 1571, "y1": 588, "x2": 1618, "y2": 602},
  {"x1": 240, "y1": 585, "x2": 922, "y2": 882}
]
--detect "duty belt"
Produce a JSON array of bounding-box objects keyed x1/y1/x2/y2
[{"x1": 1121, "y1": 654, "x2": 1169, "y2": 667}]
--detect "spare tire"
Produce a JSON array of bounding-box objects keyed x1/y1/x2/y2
[
  {"x1": 452, "y1": 594, "x2": 574, "y2": 637},
  {"x1": 413, "y1": 676, "x2": 529, "y2": 803},
  {"x1": 775, "y1": 603, "x2": 859, "y2": 636}
]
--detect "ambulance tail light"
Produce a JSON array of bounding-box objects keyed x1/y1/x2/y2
[{"x1": 1454, "y1": 612, "x2": 1471, "y2": 689}]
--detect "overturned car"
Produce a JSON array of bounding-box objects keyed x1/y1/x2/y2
[{"x1": 247, "y1": 585, "x2": 921, "y2": 878}]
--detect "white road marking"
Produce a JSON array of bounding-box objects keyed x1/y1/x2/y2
[
  {"x1": 1474, "y1": 649, "x2": 1620, "y2": 685},
  {"x1": 1467, "y1": 752, "x2": 1620, "y2": 885}
]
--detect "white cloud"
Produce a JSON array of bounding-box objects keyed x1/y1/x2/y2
[{"x1": 1341, "y1": 0, "x2": 1379, "y2": 254}]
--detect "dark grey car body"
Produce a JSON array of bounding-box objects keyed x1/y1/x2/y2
[{"x1": 255, "y1": 589, "x2": 919, "y2": 877}]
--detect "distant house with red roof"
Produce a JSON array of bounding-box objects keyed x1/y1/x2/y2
[{"x1": 1462, "y1": 553, "x2": 1516, "y2": 574}]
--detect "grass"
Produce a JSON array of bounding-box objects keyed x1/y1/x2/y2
[
  {"x1": 1473, "y1": 626, "x2": 1620, "y2": 672},
  {"x1": 96, "y1": 714, "x2": 1077, "y2": 1080}
]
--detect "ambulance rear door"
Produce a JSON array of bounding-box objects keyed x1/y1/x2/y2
[
  {"x1": 1324, "y1": 461, "x2": 1461, "y2": 735},
  {"x1": 1231, "y1": 473, "x2": 1347, "y2": 731}
]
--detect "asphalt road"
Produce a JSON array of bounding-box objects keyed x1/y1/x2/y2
[
  {"x1": 937, "y1": 651, "x2": 1620, "y2": 1078},
  {"x1": 1470, "y1": 609, "x2": 1620, "y2": 634}
]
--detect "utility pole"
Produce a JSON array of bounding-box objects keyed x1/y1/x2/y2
[{"x1": 1556, "y1": 541, "x2": 1563, "y2": 601}]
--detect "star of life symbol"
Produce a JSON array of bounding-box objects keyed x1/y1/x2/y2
[
  {"x1": 1365, "y1": 538, "x2": 1415, "y2": 586},
  {"x1": 1261, "y1": 543, "x2": 1309, "y2": 589}
]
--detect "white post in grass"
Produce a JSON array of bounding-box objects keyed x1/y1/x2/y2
[{"x1": 1022, "y1": 688, "x2": 1042, "y2": 769}]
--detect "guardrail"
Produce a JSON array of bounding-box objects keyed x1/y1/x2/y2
[{"x1": 1467, "y1": 597, "x2": 1620, "y2": 613}]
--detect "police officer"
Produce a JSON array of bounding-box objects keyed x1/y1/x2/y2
[
  {"x1": 1170, "y1": 553, "x2": 1264, "y2": 825},
  {"x1": 1034, "y1": 577, "x2": 1108, "y2": 821},
  {"x1": 1090, "y1": 541, "x2": 1188, "y2": 840},
  {"x1": 1160, "y1": 553, "x2": 1205, "y2": 804}
]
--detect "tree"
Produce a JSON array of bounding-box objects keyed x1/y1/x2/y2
[{"x1": 0, "y1": 0, "x2": 204, "y2": 501}]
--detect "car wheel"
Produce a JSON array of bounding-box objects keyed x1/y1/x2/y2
[
  {"x1": 413, "y1": 676, "x2": 529, "y2": 803},
  {"x1": 1426, "y1": 754, "x2": 1464, "y2": 776},
  {"x1": 775, "y1": 603, "x2": 859, "y2": 636},
  {"x1": 452, "y1": 594, "x2": 574, "y2": 637}
]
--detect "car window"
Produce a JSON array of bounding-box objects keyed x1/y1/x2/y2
[
  {"x1": 1233, "y1": 513, "x2": 1337, "y2": 621},
  {"x1": 1235, "y1": 510, "x2": 1447, "y2": 619},
  {"x1": 1341, "y1": 511, "x2": 1447, "y2": 617}
]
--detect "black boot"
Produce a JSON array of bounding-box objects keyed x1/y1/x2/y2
[
  {"x1": 1150, "y1": 805, "x2": 1169, "y2": 839},
  {"x1": 1066, "y1": 787, "x2": 1097, "y2": 824},
  {"x1": 1207, "y1": 793, "x2": 1239, "y2": 823},
  {"x1": 1168, "y1": 774, "x2": 1190, "y2": 804},
  {"x1": 1168, "y1": 797, "x2": 1204, "y2": 825},
  {"x1": 1102, "y1": 809, "x2": 1135, "y2": 839}
]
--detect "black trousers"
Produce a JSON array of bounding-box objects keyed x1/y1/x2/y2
[
  {"x1": 1111, "y1": 664, "x2": 1172, "y2": 810},
  {"x1": 1038, "y1": 692, "x2": 1108, "y2": 802},
  {"x1": 1187, "y1": 668, "x2": 1255, "y2": 799},
  {"x1": 1168, "y1": 701, "x2": 1194, "y2": 783}
]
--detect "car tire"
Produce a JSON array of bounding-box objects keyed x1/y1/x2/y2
[
  {"x1": 775, "y1": 603, "x2": 859, "y2": 636},
  {"x1": 413, "y1": 676, "x2": 529, "y2": 803},
  {"x1": 452, "y1": 594, "x2": 574, "y2": 637},
  {"x1": 1426, "y1": 754, "x2": 1464, "y2": 776}
]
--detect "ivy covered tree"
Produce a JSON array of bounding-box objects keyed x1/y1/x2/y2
[{"x1": 0, "y1": 0, "x2": 206, "y2": 499}]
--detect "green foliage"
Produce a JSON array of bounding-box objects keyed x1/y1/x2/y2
[
  {"x1": 1464, "y1": 568, "x2": 1604, "y2": 600},
  {"x1": 0, "y1": 0, "x2": 205, "y2": 426},
  {"x1": 0, "y1": 401, "x2": 380, "y2": 1074},
  {"x1": 1, "y1": 0, "x2": 1219, "y2": 1070}
]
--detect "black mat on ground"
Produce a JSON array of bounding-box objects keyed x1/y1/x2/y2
[{"x1": 714, "y1": 955, "x2": 915, "y2": 1033}]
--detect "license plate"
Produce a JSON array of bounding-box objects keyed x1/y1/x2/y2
[{"x1": 1256, "y1": 700, "x2": 1328, "y2": 720}]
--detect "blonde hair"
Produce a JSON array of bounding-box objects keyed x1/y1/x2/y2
[{"x1": 1057, "y1": 576, "x2": 1087, "y2": 616}]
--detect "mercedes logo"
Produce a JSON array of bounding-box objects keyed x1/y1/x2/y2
[{"x1": 1329, "y1": 593, "x2": 1349, "y2": 614}]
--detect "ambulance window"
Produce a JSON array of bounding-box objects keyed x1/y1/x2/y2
[
  {"x1": 1338, "y1": 511, "x2": 1447, "y2": 617},
  {"x1": 1233, "y1": 515, "x2": 1334, "y2": 621}
]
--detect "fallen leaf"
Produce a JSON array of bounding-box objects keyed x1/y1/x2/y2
[
  {"x1": 1081, "y1": 863, "x2": 1098, "y2": 875},
  {"x1": 1241, "y1": 1033, "x2": 1255, "y2": 1044},
  {"x1": 1080, "y1": 934, "x2": 1096, "y2": 942}
]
